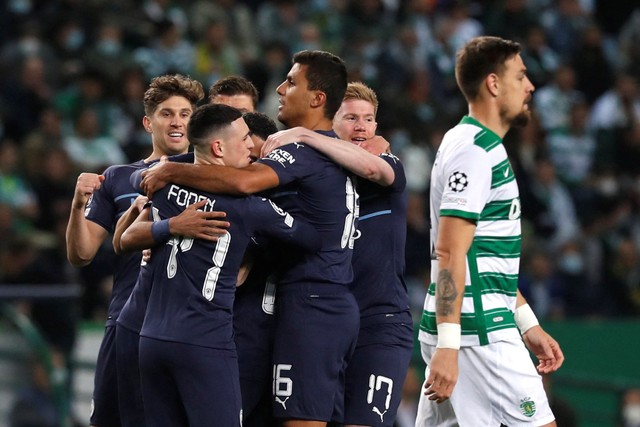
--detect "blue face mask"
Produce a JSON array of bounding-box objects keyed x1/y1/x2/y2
[
  {"x1": 559, "y1": 253, "x2": 584, "y2": 275},
  {"x1": 65, "y1": 29, "x2": 84, "y2": 50},
  {"x1": 97, "y1": 40, "x2": 121, "y2": 55},
  {"x1": 9, "y1": 0, "x2": 32, "y2": 15}
]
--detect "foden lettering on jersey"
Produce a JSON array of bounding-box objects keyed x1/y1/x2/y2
[{"x1": 167, "y1": 184, "x2": 216, "y2": 211}]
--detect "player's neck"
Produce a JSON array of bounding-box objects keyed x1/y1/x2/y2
[
  {"x1": 145, "y1": 148, "x2": 188, "y2": 163},
  {"x1": 468, "y1": 103, "x2": 508, "y2": 138},
  {"x1": 291, "y1": 116, "x2": 333, "y2": 132}
]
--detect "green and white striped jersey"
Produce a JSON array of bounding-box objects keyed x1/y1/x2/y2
[{"x1": 419, "y1": 116, "x2": 522, "y2": 347}]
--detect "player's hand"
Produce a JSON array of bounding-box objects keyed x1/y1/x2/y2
[
  {"x1": 73, "y1": 173, "x2": 105, "y2": 209},
  {"x1": 523, "y1": 325, "x2": 565, "y2": 374},
  {"x1": 142, "y1": 248, "x2": 152, "y2": 263},
  {"x1": 140, "y1": 157, "x2": 170, "y2": 198},
  {"x1": 168, "y1": 199, "x2": 230, "y2": 241},
  {"x1": 360, "y1": 136, "x2": 390, "y2": 155},
  {"x1": 131, "y1": 195, "x2": 149, "y2": 214},
  {"x1": 424, "y1": 347, "x2": 458, "y2": 403},
  {"x1": 262, "y1": 127, "x2": 308, "y2": 157}
]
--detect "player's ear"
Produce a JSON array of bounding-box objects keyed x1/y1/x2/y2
[
  {"x1": 142, "y1": 116, "x2": 152, "y2": 133},
  {"x1": 211, "y1": 139, "x2": 224, "y2": 157},
  {"x1": 486, "y1": 73, "x2": 499, "y2": 97},
  {"x1": 310, "y1": 91, "x2": 326, "y2": 108}
]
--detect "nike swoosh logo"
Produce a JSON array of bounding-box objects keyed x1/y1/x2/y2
[{"x1": 503, "y1": 168, "x2": 510, "y2": 177}]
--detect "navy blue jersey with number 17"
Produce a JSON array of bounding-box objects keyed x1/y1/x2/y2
[
  {"x1": 140, "y1": 183, "x2": 321, "y2": 350},
  {"x1": 352, "y1": 153, "x2": 411, "y2": 319}
]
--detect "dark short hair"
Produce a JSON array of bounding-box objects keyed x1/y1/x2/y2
[
  {"x1": 208, "y1": 76, "x2": 259, "y2": 108},
  {"x1": 243, "y1": 112, "x2": 278, "y2": 141},
  {"x1": 143, "y1": 74, "x2": 204, "y2": 116},
  {"x1": 292, "y1": 50, "x2": 347, "y2": 120},
  {"x1": 187, "y1": 104, "x2": 243, "y2": 149},
  {"x1": 455, "y1": 36, "x2": 521, "y2": 102}
]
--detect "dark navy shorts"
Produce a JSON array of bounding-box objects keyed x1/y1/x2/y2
[
  {"x1": 343, "y1": 316, "x2": 414, "y2": 426},
  {"x1": 139, "y1": 336, "x2": 242, "y2": 427},
  {"x1": 271, "y1": 284, "x2": 360, "y2": 422},
  {"x1": 115, "y1": 324, "x2": 145, "y2": 427},
  {"x1": 240, "y1": 376, "x2": 275, "y2": 427},
  {"x1": 235, "y1": 280, "x2": 276, "y2": 425},
  {"x1": 90, "y1": 325, "x2": 120, "y2": 427}
]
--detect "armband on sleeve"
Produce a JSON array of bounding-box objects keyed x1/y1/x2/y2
[{"x1": 151, "y1": 219, "x2": 171, "y2": 244}]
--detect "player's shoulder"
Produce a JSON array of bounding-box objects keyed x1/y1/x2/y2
[
  {"x1": 260, "y1": 141, "x2": 318, "y2": 169},
  {"x1": 443, "y1": 123, "x2": 498, "y2": 156},
  {"x1": 456, "y1": 119, "x2": 503, "y2": 153},
  {"x1": 102, "y1": 160, "x2": 147, "y2": 178},
  {"x1": 168, "y1": 152, "x2": 194, "y2": 163}
]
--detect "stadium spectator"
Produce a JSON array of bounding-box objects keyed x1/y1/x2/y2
[
  {"x1": 193, "y1": 19, "x2": 243, "y2": 88},
  {"x1": 62, "y1": 106, "x2": 126, "y2": 173}
]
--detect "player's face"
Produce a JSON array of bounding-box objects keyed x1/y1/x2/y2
[
  {"x1": 220, "y1": 117, "x2": 254, "y2": 168},
  {"x1": 498, "y1": 54, "x2": 535, "y2": 128},
  {"x1": 276, "y1": 63, "x2": 315, "y2": 127},
  {"x1": 210, "y1": 94, "x2": 255, "y2": 113},
  {"x1": 333, "y1": 99, "x2": 377, "y2": 144},
  {"x1": 249, "y1": 135, "x2": 265, "y2": 162},
  {"x1": 145, "y1": 95, "x2": 194, "y2": 156}
]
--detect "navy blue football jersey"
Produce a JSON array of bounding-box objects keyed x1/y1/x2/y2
[
  {"x1": 258, "y1": 130, "x2": 358, "y2": 287},
  {"x1": 352, "y1": 153, "x2": 411, "y2": 318},
  {"x1": 85, "y1": 161, "x2": 147, "y2": 326},
  {"x1": 116, "y1": 259, "x2": 153, "y2": 333},
  {"x1": 140, "y1": 183, "x2": 320, "y2": 349}
]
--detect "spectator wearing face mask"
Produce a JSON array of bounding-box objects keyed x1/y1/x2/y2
[{"x1": 621, "y1": 388, "x2": 640, "y2": 427}]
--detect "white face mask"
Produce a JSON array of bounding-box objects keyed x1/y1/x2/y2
[{"x1": 623, "y1": 404, "x2": 640, "y2": 426}]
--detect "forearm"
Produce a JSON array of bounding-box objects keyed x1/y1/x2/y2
[
  {"x1": 516, "y1": 289, "x2": 527, "y2": 308},
  {"x1": 433, "y1": 216, "x2": 476, "y2": 326},
  {"x1": 434, "y1": 254, "x2": 466, "y2": 324},
  {"x1": 298, "y1": 131, "x2": 394, "y2": 185},
  {"x1": 65, "y1": 207, "x2": 104, "y2": 266},
  {"x1": 113, "y1": 205, "x2": 146, "y2": 254},
  {"x1": 164, "y1": 163, "x2": 250, "y2": 195},
  {"x1": 120, "y1": 220, "x2": 157, "y2": 252}
]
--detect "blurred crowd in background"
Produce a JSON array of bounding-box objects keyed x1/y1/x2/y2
[{"x1": 0, "y1": 0, "x2": 639, "y2": 384}]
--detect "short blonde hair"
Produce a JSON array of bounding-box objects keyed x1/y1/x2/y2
[{"x1": 343, "y1": 82, "x2": 378, "y2": 115}]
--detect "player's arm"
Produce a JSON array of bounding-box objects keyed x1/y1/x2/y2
[
  {"x1": 425, "y1": 215, "x2": 476, "y2": 403},
  {"x1": 262, "y1": 127, "x2": 395, "y2": 186},
  {"x1": 516, "y1": 290, "x2": 565, "y2": 374},
  {"x1": 120, "y1": 199, "x2": 230, "y2": 253},
  {"x1": 113, "y1": 195, "x2": 149, "y2": 255},
  {"x1": 66, "y1": 172, "x2": 109, "y2": 266},
  {"x1": 255, "y1": 198, "x2": 322, "y2": 253},
  {"x1": 280, "y1": 216, "x2": 321, "y2": 253},
  {"x1": 140, "y1": 161, "x2": 279, "y2": 197}
]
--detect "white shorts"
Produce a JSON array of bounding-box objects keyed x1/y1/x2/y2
[{"x1": 415, "y1": 339, "x2": 555, "y2": 427}]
